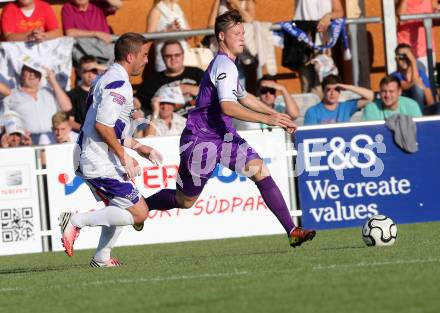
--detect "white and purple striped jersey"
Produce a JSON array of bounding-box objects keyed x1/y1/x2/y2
[
  {"x1": 75, "y1": 63, "x2": 135, "y2": 179},
  {"x1": 185, "y1": 52, "x2": 247, "y2": 137}
]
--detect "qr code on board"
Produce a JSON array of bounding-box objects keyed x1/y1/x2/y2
[{"x1": 1, "y1": 208, "x2": 34, "y2": 242}]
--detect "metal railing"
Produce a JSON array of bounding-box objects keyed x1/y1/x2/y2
[
  {"x1": 346, "y1": 17, "x2": 382, "y2": 86},
  {"x1": 123, "y1": 17, "x2": 382, "y2": 87},
  {"x1": 112, "y1": 12, "x2": 439, "y2": 94},
  {"x1": 400, "y1": 12, "x2": 440, "y2": 98}
]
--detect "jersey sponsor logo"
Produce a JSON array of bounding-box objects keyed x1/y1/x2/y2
[
  {"x1": 104, "y1": 80, "x2": 125, "y2": 89},
  {"x1": 110, "y1": 92, "x2": 126, "y2": 105},
  {"x1": 217, "y1": 73, "x2": 227, "y2": 81}
]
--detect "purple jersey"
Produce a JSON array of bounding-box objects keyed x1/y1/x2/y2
[{"x1": 185, "y1": 52, "x2": 247, "y2": 138}]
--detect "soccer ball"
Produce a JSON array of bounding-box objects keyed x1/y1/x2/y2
[{"x1": 361, "y1": 215, "x2": 397, "y2": 247}]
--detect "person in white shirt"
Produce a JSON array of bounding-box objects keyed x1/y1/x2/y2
[
  {"x1": 147, "y1": 0, "x2": 190, "y2": 72},
  {"x1": 145, "y1": 86, "x2": 187, "y2": 136},
  {"x1": 59, "y1": 33, "x2": 163, "y2": 268},
  {"x1": 0, "y1": 110, "x2": 32, "y2": 148},
  {"x1": 3, "y1": 65, "x2": 72, "y2": 144},
  {"x1": 0, "y1": 82, "x2": 11, "y2": 123},
  {"x1": 40, "y1": 112, "x2": 78, "y2": 144},
  {"x1": 208, "y1": 0, "x2": 256, "y2": 27}
]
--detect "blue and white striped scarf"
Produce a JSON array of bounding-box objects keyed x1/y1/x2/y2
[{"x1": 280, "y1": 18, "x2": 350, "y2": 52}]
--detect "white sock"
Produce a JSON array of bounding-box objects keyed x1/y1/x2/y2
[
  {"x1": 71, "y1": 206, "x2": 134, "y2": 228},
  {"x1": 94, "y1": 226, "x2": 123, "y2": 262}
]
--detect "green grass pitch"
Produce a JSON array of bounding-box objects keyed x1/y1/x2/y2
[{"x1": 0, "y1": 222, "x2": 439, "y2": 313}]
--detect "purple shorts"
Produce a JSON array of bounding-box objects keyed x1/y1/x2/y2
[
  {"x1": 85, "y1": 176, "x2": 140, "y2": 209},
  {"x1": 177, "y1": 130, "x2": 261, "y2": 197}
]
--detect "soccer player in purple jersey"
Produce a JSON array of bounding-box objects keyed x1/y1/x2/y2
[{"x1": 145, "y1": 10, "x2": 316, "y2": 248}]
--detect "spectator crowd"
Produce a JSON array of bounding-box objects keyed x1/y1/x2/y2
[{"x1": 0, "y1": 0, "x2": 439, "y2": 149}]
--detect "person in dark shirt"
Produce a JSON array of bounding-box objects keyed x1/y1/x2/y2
[
  {"x1": 135, "y1": 39, "x2": 204, "y2": 117},
  {"x1": 68, "y1": 55, "x2": 105, "y2": 131},
  {"x1": 391, "y1": 43, "x2": 434, "y2": 110}
]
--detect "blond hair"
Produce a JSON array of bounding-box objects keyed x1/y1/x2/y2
[{"x1": 52, "y1": 112, "x2": 69, "y2": 128}]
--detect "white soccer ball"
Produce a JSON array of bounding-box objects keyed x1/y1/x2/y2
[{"x1": 361, "y1": 215, "x2": 397, "y2": 247}]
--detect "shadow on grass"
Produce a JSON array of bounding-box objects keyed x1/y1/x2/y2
[
  {"x1": 317, "y1": 245, "x2": 365, "y2": 251},
  {"x1": 171, "y1": 249, "x2": 292, "y2": 263},
  {"x1": 0, "y1": 264, "x2": 84, "y2": 276}
]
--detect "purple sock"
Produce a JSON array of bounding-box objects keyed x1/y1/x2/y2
[
  {"x1": 255, "y1": 176, "x2": 295, "y2": 234},
  {"x1": 145, "y1": 189, "x2": 179, "y2": 211}
]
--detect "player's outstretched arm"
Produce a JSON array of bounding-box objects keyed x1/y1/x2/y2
[
  {"x1": 221, "y1": 100, "x2": 270, "y2": 123},
  {"x1": 221, "y1": 100, "x2": 295, "y2": 130},
  {"x1": 124, "y1": 137, "x2": 163, "y2": 166},
  {"x1": 239, "y1": 93, "x2": 278, "y2": 115}
]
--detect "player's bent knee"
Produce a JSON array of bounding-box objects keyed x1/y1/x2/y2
[
  {"x1": 128, "y1": 199, "x2": 149, "y2": 224},
  {"x1": 132, "y1": 213, "x2": 147, "y2": 225},
  {"x1": 130, "y1": 208, "x2": 148, "y2": 224},
  {"x1": 248, "y1": 162, "x2": 270, "y2": 182}
]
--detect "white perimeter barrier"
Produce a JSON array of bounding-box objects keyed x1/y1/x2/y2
[
  {"x1": 0, "y1": 129, "x2": 298, "y2": 255},
  {"x1": 0, "y1": 147, "x2": 42, "y2": 255}
]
